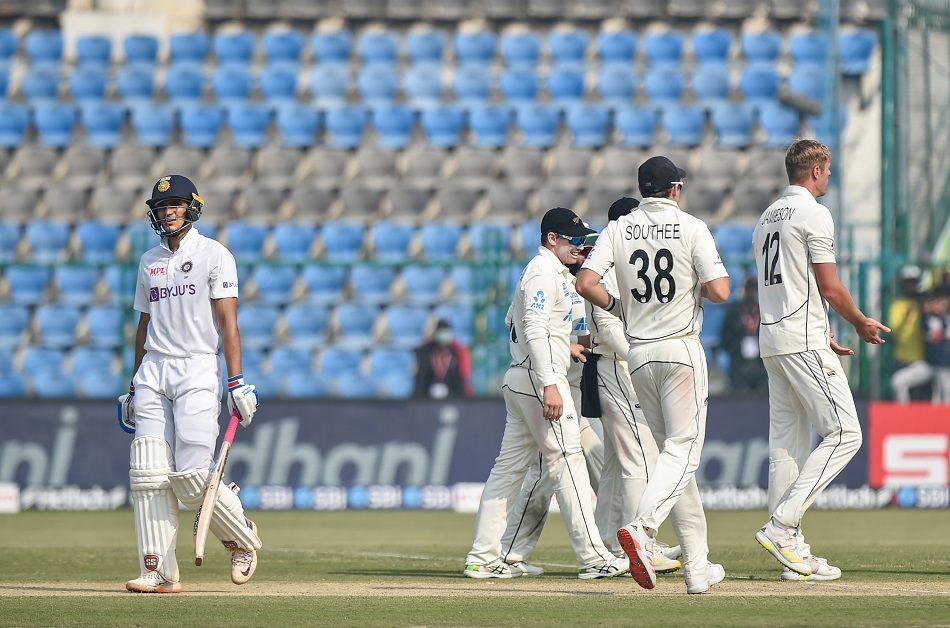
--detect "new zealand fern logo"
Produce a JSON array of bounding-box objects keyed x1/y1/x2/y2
[{"x1": 530, "y1": 291, "x2": 546, "y2": 310}]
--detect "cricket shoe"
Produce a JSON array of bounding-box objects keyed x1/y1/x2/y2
[
  {"x1": 506, "y1": 561, "x2": 544, "y2": 576},
  {"x1": 578, "y1": 556, "x2": 629, "y2": 579},
  {"x1": 781, "y1": 553, "x2": 841, "y2": 582},
  {"x1": 463, "y1": 561, "x2": 519, "y2": 579},
  {"x1": 126, "y1": 571, "x2": 183, "y2": 594},
  {"x1": 230, "y1": 519, "x2": 258, "y2": 585},
  {"x1": 653, "y1": 539, "x2": 683, "y2": 574},
  {"x1": 685, "y1": 562, "x2": 726, "y2": 594},
  {"x1": 754, "y1": 519, "x2": 812, "y2": 576},
  {"x1": 617, "y1": 523, "x2": 656, "y2": 590}
]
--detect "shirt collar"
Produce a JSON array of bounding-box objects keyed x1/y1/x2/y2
[
  {"x1": 783, "y1": 185, "x2": 816, "y2": 199},
  {"x1": 637, "y1": 197, "x2": 681, "y2": 212},
  {"x1": 537, "y1": 245, "x2": 571, "y2": 278},
  {"x1": 160, "y1": 225, "x2": 200, "y2": 253}
]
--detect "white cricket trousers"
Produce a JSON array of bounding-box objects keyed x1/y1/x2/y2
[
  {"x1": 764, "y1": 349, "x2": 862, "y2": 528},
  {"x1": 627, "y1": 336, "x2": 710, "y2": 569},
  {"x1": 467, "y1": 366, "x2": 614, "y2": 569}
]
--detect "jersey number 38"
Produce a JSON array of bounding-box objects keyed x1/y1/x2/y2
[{"x1": 629, "y1": 248, "x2": 676, "y2": 303}]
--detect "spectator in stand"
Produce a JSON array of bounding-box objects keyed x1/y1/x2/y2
[
  {"x1": 720, "y1": 274, "x2": 768, "y2": 392},
  {"x1": 414, "y1": 319, "x2": 474, "y2": 399},
  {"x1": 887, "y1": 265, "x2": 927, "y2": 400},
  {"x1": 891, "y1": 287, "x2": 950, "y2": 403}
]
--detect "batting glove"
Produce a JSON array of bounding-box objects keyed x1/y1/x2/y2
[
  {"x1": 117, "y1": 383, "x2": 135, "y2": 434},
  {"x1": 227, "y1": 374, "x2": 259, "y2": 428}
]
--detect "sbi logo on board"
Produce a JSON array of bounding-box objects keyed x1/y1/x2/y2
[{"x1": 149, "y1": 284, "x2": 197, "y2": 302}]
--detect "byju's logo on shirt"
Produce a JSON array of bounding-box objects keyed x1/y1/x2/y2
[
  {"x1": 222, "y1": 281, "x2": 238, "y2": 289},
  {"x1": 150, "y1": 284, "x2": 197, "y2": 302},
  {"x1": 530, "y1": 291, "x2": 545, "y2": 310}
]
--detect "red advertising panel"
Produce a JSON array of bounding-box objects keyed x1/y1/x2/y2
[{"x1": 869, "y1": 402, "x2": 950, "y2": 488}]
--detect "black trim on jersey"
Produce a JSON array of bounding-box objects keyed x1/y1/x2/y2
[
  {"x1": 797, "y1": 350, "x2": 844, "y2": 509},
  {"x1": 760, "y1": 299, "x2": 808, "y2": 326},
  {"x1": 629, "y1": 360, "x2": 693, "y2": 376},
  {"x1": 622, "y1": 279, "x2": 703, "y2": 343},
  {"x1": 596, "y1": 359, "x2": 650, "y2": 483}
]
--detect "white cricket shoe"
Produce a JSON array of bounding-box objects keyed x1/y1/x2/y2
[
  {"x1": 781, "y1": 550, "x2": 841, "y2": 581},
  {"x1": 506, "y1": 561, "x2": 544, "y2": 576},
  {"x1": 231, "y1": 519, "x2": 259, "y2": 585},
  {"x1": 617, "y1": 523, "x2": 656, "y2": 590},
  {"x1": 126, "y1": 571, "x2": 182, "y2": 594},
  {"x1": 464, "y1": 561, "x2": 519, "y2": 579},
  {"x1": 685, "y1": 562, "x2": 725, "y2": 594},
  {"x1": 578, "y1": 556, "x2": 630, "y2": 579},
  {"x1": 652, "y1": 539, "x2": 683, "y2": 573},
  {"x1": 754, "y1": 519, "x2": 812, "y2": 576}
]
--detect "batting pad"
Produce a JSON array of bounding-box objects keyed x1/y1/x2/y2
[
  {"x1": 168, "y1": 468, "x2": 262, "y2": 552},
  {"x1": 130, "y1": 436, "x2": 180, "y2": 582}
]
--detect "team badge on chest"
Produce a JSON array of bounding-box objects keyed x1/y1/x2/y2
[{"x1": 180, "y1": 260, "x2": 194, "y2": 273}]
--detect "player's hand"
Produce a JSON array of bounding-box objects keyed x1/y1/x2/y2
[
  {"x1": 227, "y1": 375, "x2": 259, "y2": 427},
  {"x1": 570, "y1": 343, "x2": 589, "y2": 363},
  {"x1": 856, "y1": 317, "x2": 890, "y2": 345},
  {"x1": 542, "y1": 385, "x2": 563, "y2": 423},
  {"x1": 117, "y1": 383, "x2": 135, "y2": 434},
  {"x1": 829, "y1": 332, "x2": 854, "y2": 356}
]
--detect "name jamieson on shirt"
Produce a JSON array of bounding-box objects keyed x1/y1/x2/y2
[
  {"x1": 623, "y1": 223, "x2": 682, "y2": 240},
  {"x1": 761, "y1": 206, "x2": 796, "y2": 224}
]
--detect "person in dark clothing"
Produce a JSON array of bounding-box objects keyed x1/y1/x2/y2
[
  {"x1": 414, "y1": 319, "x2": 474, "y2": 399},
  {"x1": 720, "y1": 275, "x2": 769, "y2": 392}
]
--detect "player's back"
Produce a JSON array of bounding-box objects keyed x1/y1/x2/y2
[{"x1": 752, "y1": 185, "x2": 835, "y2": 357}]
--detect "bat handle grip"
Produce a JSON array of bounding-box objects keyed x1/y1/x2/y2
[{"x1": 222, "y1": 410, "x2": 240, "y2": 444}]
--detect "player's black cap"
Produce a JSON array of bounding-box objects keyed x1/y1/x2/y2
[
  {"x1": 638, "y1": 156, "x2": 687, "y2": 194},
  {"x1": 540, "y1": 207, "x2": 596, "y2": 238},
  {"x1": 607, "y1": 197, "x2": 640, "y2": 222},
  {"x1": 146, "y1": 174, "x2": 201, "y2": 208}
]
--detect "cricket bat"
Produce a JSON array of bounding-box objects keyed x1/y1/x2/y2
[{"x1": 194, "y1": 409, "x2": 241, "y2": 566}]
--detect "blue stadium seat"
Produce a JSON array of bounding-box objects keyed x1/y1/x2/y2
[
  {"x1": 80, "y1": 371, "x2": 123, "y2": 399},
  {"x1": 243, "y1": 369, "x2": 280, "y2": 398},
  {"x1": 54, "y1": 266, "x2": 100, "y2": 306},
  {"x1": 214, "y1": 31, "x2": 255, "y2": 65},
  {"x1": 273, "y1": 223, "x2": 317, "y2": 261},
  {"x1": 839, "y1": 30, "x2": 876, "y2": 76},
  {"x1": 350, "y1": 265, "x2": 396, "y2": 305},
  {"x1": 614, "y1": 106, "x2": 657, "y2": 147},
  {"x1": 469, "y1": 222, "x2": 513, "y2": 259},
  {"x1": 501, "y1": 31, "x2": 541, "y2": 67},
  {"x1": 334, "y1": 372, "x2": 379, "y2": 398},
  {"x1": 321, "y1": 221, "x2": 365, "y2": 259},
  {"x1": 644, "y1": 31, "x2": 684, "y2": 67},
  {"x1": 81, "y1": 102, "x2": 124, "y2": 148},
  {"x1": 453, "y1": 65, "x2": 492, "y2": 104},
  {"x1": 76, "y1": 221, "x2": 121, "y2": 263},
  {"x1": 691, "y1": 28, "x2": 733, "y2": 66},
  {"x1": 276, "y1": 103, "x2": 320, "y2": 147},
  {"x1": 566, "y1": 104, "x2": 609, "y2": 147},
  {"x1": 643, "y1": 68, "x2": 685, "y2": 105},
  {"x1": 400, "y1": 264, "x2": 445, "y2": 306},
  {"x1": 711, "y1": 103, "x2": 753, "y2": 148},
  {"x1": 25, "y1": 220, "x2": 70, "y2": 263},
  {"x1": 21, "y1": 346, "x2": 65, "y2": 376},
  {"x1": 403, "y1": 65, "x2": 444, "y2": 108},
  {"x1": 691, "y1": 65, "x2": 731, "y2": 107},
  {"x1": 420, "y1": 105, "x2": 464, "y2": 147},
  {"x1": 253, "y1": 265, "x2": 298, "y2": 305},
  {"x1": 21, "y1": 68, "x2": 59, "y2": 102},
  {"x1": 170, "y1": 32, "x2": 210, "y2": 65},
  {"x1": 372, "y1": 104, "x2": 416, "y2": 149},
  {"x1": 741, "y1": 30, "x2": 782, "y2": 64},
  {"x1": 34, "y1": 104, "x2": 78, "y2": 148},
  {"x1": 227, "y1": 103, "x2": 271, "y2": 148},
  {"x1": 0, "y1": 28, "x2": 17, "y2": 61},
  {"x1": 662, "y1": 104, "x2": 706, "y2": 147},
  {"x1": 516, "y1": 221, "x2": 539, "y2": 254},
  {"x1": 0, "y1": 66, "x2": 7, "y2": 100},
  {"x1": 85, "y1": 305, "x2": 124, "y2": 348},
  {"x1": 596, "y1": 65, "x2": 636, "y2": 105},
  {"x1": 308, "y1": 64, "x2": 348, "y2": 107},
  {"x1": 714, "y1": 223, "x2": 756, "y2": 258},
  {"x1": 76, "y1": 35, "x2": 112, "y2": 67},
  {"x1": 379, "y1": 371, "x2": 414, "y2": 398},
  {"x1": 212, "y1": 65, "x2": 253, "y2": 103},
  {"x1": 226, "y1": 222, "x2": 269, "y2": 262},
  {"x1": 455, "y1": 30, "x2": 496, "y2": 65},
  {"x1": 164, "y1": 64, "x2": 204, "y2": 103},
  {"x1": 35, "y1": 304, "x2": 81, "y2": 348},
  {"x1": 260, "y1": 64, "x2": 298, "y2": 105},
  {"x1": 369, "y1": 347, "x2": 416, "y2": 376},
  {"x1": 0, "y1": 304, "x2": 29, "y2": 350},
  {"x1": 239, "y1": 348, "x2": 266, "y2": 374},
  {"x1": 124, "y1": 34, "x2": 158, "y2": 65},
  {"x1": 238, "y1": 304, "x2": 281, "y2": 349},
  {"x1": 0, "y1": 373, "x2": 26, "y2": 397},
  {"x1": 24, "y1": 30, "x2": 63, "y2": 67},
  {"x1": 789, "y1": 32, "x2": 829, "y2": 66},
  {"x1": 333, "y1": 303, "x2": 378, "y2": 348},
  {"x1": 516, "y1": 104, "x2": 560, "y2": 148},
  {"x1": 116, "y1": 65, "x2": 155, "y2": 103},
  {"x1": 324, "y1": 106, "x2": 367, "y2": 149},
  {"x1": 0, "y1": 348, "x2": 11, "y2": 372},
  {"x1": 270, "y1": 346, "x2": 313, "y2": 373},
  {"x1": 787, "y1": 64, "x2": 825, "y2": 102},
  {"x1": 357, "y1": 64, "x2": 398, "y2": 105},
  {"x1": 263, "y1": 30, "x2": 304, "y2": 64},
  {"x1": 179, "y1": 103, "x2": 224, "y2": 148},
  {"x1": 0, "y1": 104, "x2": 29, "y2": 147},
  {"x1": 301, "y1": 265, "x2": 348, "y2": 305},
  {"x1": 69, "y1": 346, "x2": 115, "y2": 377},
  {"x1": 809, "y1": 104, "x2": 848, "y2": 141},
  {"x1": 433, "y1": 303, "x2": 474, "y2": 345},
  {"x1": 407, "y1": 30, "x2": 445, "y2": 65},
  {"x1": 283, "y1": 371, "x2": 331, "y2": 397},
  {"x1": 103, "y1": 265, "x2": 137, "y2": 305},
  {"x1": 371, "y1": 221, "x2": 415, "y2": 260},
  {"x1": 500, "y1": 68, "x2": 539, "y2": 104},
  {"x1": 739, "y1": 64, "x2": 780, "y2": 108},
  {"x1": 310, "y1": 29, "x2": 353, "y2": 64},
  {"x1": 702, "y1": 300, "x2": 727, "y2": 348},
  {"x1": 469, "y1": 104, "x2": 511, "y2": 148},
  {"x1": 549, "y1": 29, "x2": 589, "y2": 65},
  {"x1": 130, "y1": 102, "x2": 175, "y2": 146},
  {"x1": 419, "y1": 223, "x2": 463, "y2": 260},
  {"x1": 385, "y1": 305, "x2": 430, "y2": 349},
  {"x1": 0, "y1": 222, "x2": 18, "y2": 262},
  {"x1": 357, "y1": 30, "x2": 400, "y2": 65},
  {"x1": 759, "y1": 102, "x2": 800, "y2": 147},
  {"x1": 597, "y1": 29, "x2": 637, "y2": 63},
  {"x1": 546, "y1": 65, "x2": 586, "y2": 104},
  {"x1": 32, "y1": 369, "x2": 76, "y2": 398},
  {"x1": 284, "y1": 302, "x2": 330, "y2": 348},
  {"x1": 68, "y1": 66, "x2": 108, "y2": 102}
]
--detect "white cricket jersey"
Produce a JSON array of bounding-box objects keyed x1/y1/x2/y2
[
  {"x1": 133, "y1": 227, "x2": 240, "y2": 358},
  {"x1": 589, "y1": 266, "x2": 629, "y2": 359},
  {"x1": 567, "y1": 274, "x2": 588, "y2": 387},
  {"x1": 753, "y1": 185, "x2": 836, "y2": 358},
  {"x1": 508, "y1": 247, "x2": 576, "y2": 387},
  {"x1": 582, "y1": 197, "x2": 728, "y2": 345}
]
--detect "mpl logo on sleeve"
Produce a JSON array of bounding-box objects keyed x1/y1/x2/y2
[{"x1": 869, "y1": 403, "x2": 950, "y2": 488}]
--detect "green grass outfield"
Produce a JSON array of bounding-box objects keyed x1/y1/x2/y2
[{"x1": 1, "y1": 509, "x2": 948, "y2": 627}]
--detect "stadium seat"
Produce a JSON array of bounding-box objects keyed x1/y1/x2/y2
[
  {"x1": 276, "y1": 103, "x2": 320, "y2": 147},
  {"x1": 21, "y1": 67, "x2": 59, "y2": 103},
  {"x1": 433, "y1": 303, "x2": 475, "y2": 345},
  {"x1": 679, "y1": 179, "x2": 729, "y2": 220},
  {"x1": 79, "y1": 371, "x2": 123, "y2": 399},
  {"x1": 85, "y1": 305, "x2": 124, "y2": 348},
  {"x1": 0, "y1": 104, "x2": 29, "y2": 147},
  {"x1": 714, "y1": 223, "x2": 756, "y2": 259},
  {"x1": 128, "y1": 102, "x2": 173, "y2": 147},
  {"x1": 516, "y1": 104, "x2": 560, "y2": 148},
  {"x1": 32, "y1": 370, "x2": 76, "y2": 398},
  {"x1": 180, "y1": 104, "x2": 224, "y2": 148},
  {"x1": 787, "y1": 64, "x2": 826, "y2": 103},
  {"x1": 225, "y1": 222, "x2": 269, "y2": 262},
  {"x1": 357, "y1": 30, "x2": 400, "y2": 65},
  {"x1": 468, "y1": 105, "x2": 511, "y2": 148},
  {"x1": 333, "y1": 373, "x2": 379, "y2": 398},
  {"x1": 0, "y1": 373, "x2": 26, "y2": 397},
  {"x1": 741, "y1": 30, "x2": 782, "y2": 64},
  {"x1": 644, "y1": 31, "x2": 685, "y2": 67},
  {"x1": 732, "y1": 180, "x2": 780, "y2": 219},
  {"x1": 124, "y1": 34, "x2": 158, "y2": 65},
  {"x1": 333, "y1": 303, "x2": 378, "y2": 348},
  {"x1": 597, "y1": 29, "x2": 637, "y2": 63},
  {"x1": 214, "y1": 31, "x2": 255, "y2": 65},
  {"x1": 403, "y1": 65, "x2": 444, "y2": 108},
  {"x1": 164, "y1": 64, "x2": 204, "y2": 103},
  {"x1": 692, "y1": 65, "x2": 731, "y2": 107},
  {"x1": 546, "y1": 65, "x2": 586, "y2": 104},
  {"x1": 102, "y1": 266, "x2": 137, "y2": 305},
  {"x1": 453, "y1": 65, "x2": 492, "y2": 104},
  {"x1": 789, "y1": 32, "x2": 829, "y2": 67},
  {"x1": 469, "y1": 222, "x2": 513, "y2": 259},
  {"x1": 371, "y1": 221, "x2": 416, "y2": 260},
  {"x1": 238, "y1": 304, "x2": 281, "y2": 349},
  {"x1": 116, "y1": 65, "x2": 155, "y2": 103},
  {"x1": 702, "y1": 300, "x2": 727, "y2": 349},
  {"x1": 212, "y1": 65, "x2": 252, "y2": 103},
  {"x1": 739, "y1": 64, "x2": 781, "y2": 108},
  {"x1": 399, "y1": 264, "x2": 446, "y2": 306},
  {"x1": 170, "y1": 31, "x2": 210, "y2": 65},
  {"x1": 260, "y1": 64, "x2": 298, "y2": 105},
  {"x1": 501, "y1": 31, "x2": 541, "y2": 67},
  {"x1": 0, "y1": 27, "x2": 16, "y2": 62},
  {"x1": 614, "y1": 106, "x2": 657, "y2": 147},
  {"x1": 455, "y1": 30, "x2": 496, "y2": 65},
  {"x1": 33, "y1": 104, "x2": 78, "y2": 148},
  {"x1": 691, "y1": 28, "x2": 733, "y2": 66},
  {"x1": 500, "y1": 68, "x2": 539, "y2": 104},
  {"x1": 324, "y1": 106, "x2": 367, "y2": 149},
  {"x1": 300, "y1": 265, "x2": 348, "y2": 305},
  {"x1": 643, "y1": 68, "x2": 685, "y2": 105},
  {"x1": 340, "y1": 185, "x2": 384, "y2": 222},
  {"x1": 273, "y1": 223, "x2": 317, "y2": 261},
  {"x1": 310, "y1": 29, "x2": 353, "y2": 64},
  {"x1": 566, "y1": 104, "x2": 609, "y2": 147},
  {"x1": 24, "y1": 29, "x2": 63, "y2": 67},
  {"x1": 372, "y1": 104, "x2": 416, "y2": 149},
  {"x1": 263, "y1": 30, "x2": 304, "y2": 64},
  {"x1": 369, "y1": 347, "x2": 416, "y2": 377},
  {"x1": 68, "y1": 66, "x2": 108, "y2": 102},
  {"x1": 356, "y1": 148, "x2": 399, "y2": 189},
  {"x1": 0, "y1": 304, "x2": 30, "y2": 350},
  {"x1": 35, "y1": 303, "x2": 82, "y2": 348},
  {"x1": 270, "y1": 346, "x2": 313, "y2": 373},
  {"x1": 357, "y1": 64, "x2": 399, "y2": 105},
  {"x1": 385, "y1": 305, "x2": 430, "y2": 349},
  {"x1": 69, "y1": 346, "x2": 116, "y2": 376},
  {"x1": 758, "y1": 102, "x2": 800, "y2": 148},
  {"x1": 839, "y1": 30, "x2": 877, "y2": 76},
  {"x1": 283, "y1": 302, "x2": 330, "y2": 349},
  {"x1": 53, "y1": 266, "x2": 100, "y2": 306},
  {"x1": 283, "y1": 371, "x2": 331, "y2": 397},
  {"x1": 596, "y1": 64, "x2": 636, "y2": 105},
  {"x1": 81, "y1": 102, "x2": 124, "y2": 148},
  {"x1": 0, "y1": 222, "x2": 19, "y2": 262},
  {"x1": 711, "y1": 103, "x2": 753, "y2": 148},
  {"x1": 227, "y1": 103, "x2": 271, "y2": 148},
  {"x1": 308, "y1": 64, "x2": 349, "y2": 107},
  {"x1": 321, "y1": 221, "x2": 366, "y2": 259},
  {"x1": 21, "y1": 346, "x2": 65, "y2": 377},
  {"x1": 350, "y1": 265, "x2": 397, "y2": 305},
  {"x1": 253, "y1": 265, "x2": 298, "y2": 305},
  {"x1": 76, "y1": 35, "x2": 112, "y2": 67},
  {"x1": 24, "y1": 221, "x2": 70, "y2": 263},
  {"x1": 549, "y1": 28, "x2": 590, "y2": 65},
  {"x1": 420, "y1": 105, "x2": 464, "y2": 148},
  {"x1": 419, "y1": 223, "x2": 463, "y2": 260},
  {"x1": 406, "y1": 29, "x2": 445, "y2": 65}
]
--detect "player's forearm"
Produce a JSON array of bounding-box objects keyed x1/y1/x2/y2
[
  {"x1": 575, "y1": 269, "x2": 611, "y2": 309},
  {"x1": 821, "y1": 282, "x2": 867, "y2": 330},
  {"x1": 132, "y1": 313, "x2": 149, "y2": 375},
  {"x1": 524, "y1": 337, "x2": 558, "y2": 386}
]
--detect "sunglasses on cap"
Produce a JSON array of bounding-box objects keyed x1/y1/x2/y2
[{"x1": 555, "y1": 234, "x2": 587, "y2": 246}]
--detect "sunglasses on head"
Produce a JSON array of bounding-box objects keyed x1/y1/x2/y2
[{"x1": 555, "y1": 234, "x2": 587, "y2": 247}]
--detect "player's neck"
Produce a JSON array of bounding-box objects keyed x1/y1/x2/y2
[
  {"x1": 164, "y1": 225, "x2": 191, "y2": 252},
  {"x1": 791, "y1": 180, "x2": 820, "y2": 199}
]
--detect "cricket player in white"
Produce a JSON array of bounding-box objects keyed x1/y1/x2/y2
[
  {"x1": 751, "y1": 140, "x2": 889, "y2": 581},
  {"x1": 577, "y1": 156, "x2": 731, "y2": 594},
  {"x1": 118, "y1": 175, "x2": 262, "y2": 593},
  {"x1": 464, "y1": 207, "x2": 629, "y2": 580}
]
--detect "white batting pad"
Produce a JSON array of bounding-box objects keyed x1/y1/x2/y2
[
  {"x1": 168, "y1": 468, "x2": 262, "y2": 552},
  {"x1": 130, "y1": 436, "x2": 180, "y2": 583}
]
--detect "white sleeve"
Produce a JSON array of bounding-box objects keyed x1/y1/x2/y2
[
  {"x1": 581, "y1": 222, "x2": 616, "y2": 280},
  {"x1": 590, "y1": 299, "x2": 628, "y2": 356},
  {"x1": 805, "y1": 206, "x2": 836, "y2": 264},
  {"x1": 521, "y1": 267, "x2": 560, "y2": 387},
  {"x1": 209, "y1": 243, "x2": 240, "y2": 299},
  {"x1": 693, "y1": 223, "x2": 729, "y2": 283},
  {"x1": 132, "y1": 258, "x2": 150, "y2": 313}
]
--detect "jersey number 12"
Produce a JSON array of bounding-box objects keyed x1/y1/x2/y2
[{"x1": 762, "y1": 231, "x2": 783, "y2": 286}]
